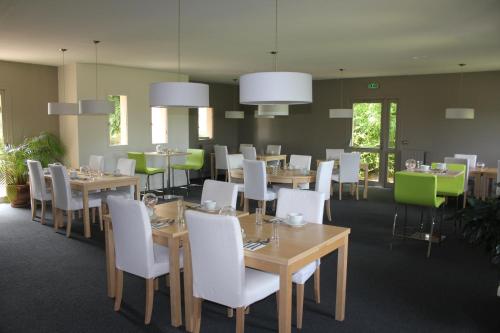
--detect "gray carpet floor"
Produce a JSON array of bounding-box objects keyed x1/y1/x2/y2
[{"x1": 0, "y1": 186, "x2": 499, "y2": 332}]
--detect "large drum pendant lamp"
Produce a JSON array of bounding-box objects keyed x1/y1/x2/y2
[
  {"x1": 79, "y1": 41, "x2": 114, "y2": 115},
  {"x1": 445, "y1": 64, "x2": 474, "y2": 120},
  {"x1": 149, "y1": 0, "x2": 209, "y2": 108},
  {"x1": 48, "y1": 49, "x2": 79, "y2": 115},
  {"x1": 239, "y1": 0, "x2": 312, "y2": 105},
  {"x1": 329, "y1": 69, "x2": 353, "y2": 118}
]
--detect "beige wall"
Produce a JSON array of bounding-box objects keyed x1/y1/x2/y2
[
  {"x1": 60, "y1": 63, "x2": 190, "y2": 188},
  {"x1": 238, "y1": 70, "x2": 500, "y2": 168},
  {"x1": 0, "y1": 60, "x2": 59, "y2": 144}
]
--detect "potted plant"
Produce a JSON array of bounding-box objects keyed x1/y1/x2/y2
[{"x1": 0, "y1": 143, "x2": 30, "y2": 207}]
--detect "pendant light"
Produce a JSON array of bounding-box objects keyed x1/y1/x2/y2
[
  {"x1": 329, "y1": 69, "x2": 353, "y2": 118},
  {"x1": 445, "y1": 63, "x2": 474, "y2": 119},
  {"x1": 48, "y1": 48, "x2": 79, "y2": 115},
  {"x1": 256, "y1": 104, "x2": 289, "y2": 116},
  {"x1": 225, "y1": 79, "x2": 245, "y2": 119},
  {"x1": 150, "y1": 0, "x2": 209, "y2": 108},
  {"x1": 254, "y1": 110, "x2": 275, "y2": 119},
  {"x1": 78, "y1": 41, "x2": 114, "y2": 115},
  {"x1": 239, "y1": 0, "x2": 312, "y2": 105}
]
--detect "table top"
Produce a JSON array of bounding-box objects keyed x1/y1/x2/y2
[
  {"x1": 257, "y1": 154, "x2": 287, "y2": 161},
  {"x1": 469, "y1": 167, "x2": 497, "y2": 175},
  {"x1": 240, "y1": 214, "x2": 350, "y2": 266},
  {"x1": 44, "y1": 172, "x2": 140, "y2": 185},
  {"x1": 145, "y1": 151, "x2": 191, "y2": 157},
  {"x1": 230, "y1": 168, "x2": 316, "y2": 183},
  {"x1": 402, "y1": 169, "x2": 464, "y2": 178}
]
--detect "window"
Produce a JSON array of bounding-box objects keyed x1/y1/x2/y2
[
  {"x1": 108, "y1": 95, "x2": 128, "y2": 146},
  {"x1": 0, "y1": 91, "x2": 5, "y2": 199},
  {"x1": 151, "y1": 107, "x2": 168, "y2": 144},
  {"x1": 198, "y1": 107, "x2": 213, "y2": 140}
]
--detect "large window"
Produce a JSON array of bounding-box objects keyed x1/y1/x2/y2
[
  {"x1": 151, "y1": 107, "x2": 168, "y2": 144},
  {"x1": 108, "y1": 95, "x2": 128, "y2": 146},
  {"x1": 198, "y1": 107, "x2": 213, "y2": 140}
]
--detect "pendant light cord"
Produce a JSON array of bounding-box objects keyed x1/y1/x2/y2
[
  {"x1": 458, "y1": 63, "x2": 465, "y2": 105},
  {"x1": 177, "y1": 0, "x2": 181, "y2": 80},
  {"x1": 94, "y1": 40, "x2": 99, "y2": 99},
  {"x1": 339, "y1": 68, "x2": 344, "y2": 108},
  {"x1": 273, "y1": 0, "x2": 278, "y2": 71},
  {"x1": 60, "y1": 49, "x2": 66, "y2": 102},
  {"x1": 233, "y1": 79, "x2": 237, "y2": 109}
]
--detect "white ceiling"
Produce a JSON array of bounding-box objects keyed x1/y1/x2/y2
[{"x1": 1, "y1": 0, "x2": 500, "y2": 83}]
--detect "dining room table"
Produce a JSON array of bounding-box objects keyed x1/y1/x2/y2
[
  {"x1": 44, "y1": 171, "x2": 140, "y2": 238},
  {"x1": 103, "y1": 200, "x2": 249, "y2": 330},
  {"x1": 229, "y1": 167, "x2": 316, "y2": 189},
  {"x1": 145, "y1": 151, "x2": 191, "y2": 190},
  {"x1": 210, "y1": 152, "x2": 288, "y2": 179},
  {"x1": 469, "y1": 167, "x2": 497, "y2": 200}
]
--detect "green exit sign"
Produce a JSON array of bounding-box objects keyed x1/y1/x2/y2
[{"x1": 368, "y1": 82, "x2": 379, "y2": 89}]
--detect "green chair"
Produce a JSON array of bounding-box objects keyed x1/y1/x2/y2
[
  {"x1": 431, "y1": 162, "x2": 466, "y2": 204},
  {"x1": 393, "y1": 171, "x2": 446, "y2": 258},
  {"x1": 171, "y1": 149, "x2": 205, "y2": 188},
  {"x1": 127, "y1": 152, "x2": 165, "y2": 197}
]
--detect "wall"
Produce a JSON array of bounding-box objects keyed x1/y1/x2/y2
[
  {"x1": 238, "y1": 71, "x2": 500, "y2": 168},
  {"x1": 60, "y1": 63, "x2": 190, "y2": 189},
  {"x1": 0, "y1": 60, "x2": 59, "y2": 144}
]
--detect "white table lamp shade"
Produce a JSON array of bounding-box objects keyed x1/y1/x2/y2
[
  {"x1": 225, "y1": 111, "x2": 244, "y2": 119},
  {"x1": 79, "y1": 99, "x2": 114, "y2": 115},
  {"x1": 150, "y1": 82, "x2": 209, "y2": 108},
  {"x1": 329, "y1": 108, "x2": 353, "y2": 118},
  {"x1": 240, "y1": 72, "x2": 312, "y2": 105},
  {"x1": 445, "y1": 108, "x2": 474, "y2": 119},
  {"x1": 48, "y1": 102, "x2": 79, "y2": 115}
]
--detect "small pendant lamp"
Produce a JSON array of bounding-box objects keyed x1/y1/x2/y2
[
  {"x1": 329, "y1": 69, "x2": 353, "y2": 118},
  {"x1": 48, "y1": 48, "x2": 79, "y2": 115},
  {"x1": 445, "y1": 64, "x2": 474, "y2": 119}
]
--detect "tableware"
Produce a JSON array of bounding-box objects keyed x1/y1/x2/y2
[
  {"x1": 255, "y1": 208, "x2": 264, "y2": 225},
  {"x1": 142, "y1": 193, "x2": 158, "y2": 218},
  {"x1": 434, "y1": 163, "x2": 447, "y2": 171},
  {"x1": 405, "y1": 159, "x2": 416, "y2": 170},
  {"x1": 286, "y1": 212, "x2": 303, "y2": 225},
  {"x1": 271, "y1": 220, "x2": 279, "y2": 241},
  {"x1": 219, "y1": 206, "x2": 236, "y2": 216},
  {"x1": 476, "y1": 162, "x2": 485, "y2": 169},
  {"x1": 419, "y1": 165, "x2": 430, "y2": 171},
  {"x1": 70, "y1": 170, "x2": 78, "y2": 179},
  {"x1": 203, "y1": 200, "x2": 217, "y2": 211}
]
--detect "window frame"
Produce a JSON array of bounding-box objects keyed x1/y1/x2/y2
[{"x1": 108, "y1": 95, "x2": 128, "y2": 147}]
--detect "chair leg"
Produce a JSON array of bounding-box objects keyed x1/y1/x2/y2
[
  {"x1": 31, "y1": 198, "x2": 37, "y2": 220},
  {"x1": 339, "y1": 183, "x2": 343, "y2": 200},
  {"x1": 314, "y1": 266, "x2": 321, "y2": 304},
  {"x1": 186, "y1": 170, "x2": 191, "y2": 186},
  {"x1": 276, "y1": 291, "x2": 280, "y2": 314},
  {"x1": 145, "y1": 278, "x2": 154, "y2": 324},
  {"x1": 154, "y1": 278, "x2": 159, "y2": 291},
  {"x1": 66, "y1": 210, "x2": 72, "y2": 238},
  {"x1": 427, "y1": 215, "x2": 436, "y2": 258},
  {"x1": 262, "y1": 200, "x2": 266, "y2": 213},
  {"x1": 227, "y1": 308, "x2": 234, "y2": 318},
  {"x1": 161, "y1": 172, "x2": 165, "y2": 198},
  {"x1": 355, "y1": 183, "x2": 359, "y2": 200},
  {"x1": 146, "y1": 175, "x2": 150, "y2": 192},
  {"x1": 91, "y1": 207, "x2": 96, "y2": 224},
  {"x1": 193, "y1": 297, "x2": 202, "y2": 333},
  {"x1": 272, "y1": 199, "x2": 276, "y2": 212},
  {"x1": 463, "y1": 191, "x2": 467, "y2": 209},
  {"x1": 236, "y1": 307, "x2": 245, "y2": 333},
  {"x1": 41, "y1": 200, "x2": 47, "y2": 225},
  {"x1": 239, "y1": 192, "x2": 244, "y2": 209},
  {"x1": 114, "y1": 269, "x2": 123, "y2": 311},
  {"x1": 296, "y1": 283, "x2": 304, "y2": 329},
  {"x1": 98, "y1": 206, "x2": 103, "y2": 231},
  {"x1": 244, "y1": 198, "x2": 249, "y2": 212},
  {"x1": 325, "y1": 199, "x2": 332, "y2": 222}
]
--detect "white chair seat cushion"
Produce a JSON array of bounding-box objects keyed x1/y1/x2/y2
[
  {"x1": 264, "y1": 189, "x2": 277, "y2": 201},
  {"x1": 292, "y1": 260, "x2": 319, "y2": 285},
  {"x1": 69, "y1": 193, "x2": 101, "y2": 211},
  {"x1": 243, "y1": 268, "x2": 280, "y2": 307},
  {"x1": 150, "y1": 244, "x2": 184, "y2": 278}
]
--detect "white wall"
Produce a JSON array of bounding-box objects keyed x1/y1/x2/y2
[{"x1": 60, "y1": 63, "x2": 191, "y2": 190}]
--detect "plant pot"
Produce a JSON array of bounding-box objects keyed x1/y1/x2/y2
[{"x1": 6, "y1": 184, "x2": 30, "y2": 208}]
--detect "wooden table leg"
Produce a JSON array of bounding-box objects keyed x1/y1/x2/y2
[
  {"x1": 278, "y1": 265, "x2": 292, "y2": 333},
  {"x1": 183, "y1": 236, "x2": 194, "y2": 332},
  {"x1": 105, "y1": 219, "x2": 116, "y2": 298},
  {"x1": 135, "y1": 179, "x2": 140, "y2": 200},
  {"x1": 169, "y1": 237, "x2": 182, "y2": 327},
  {"x1": 82, "y1": 187, "x2": 91, "y2": 238},
  {"x1": 363, "y1": 167, "x2": 368, "y2": 199},
  {"x1": 335, "y1": 237, "x2": 348, "y2": 321}
]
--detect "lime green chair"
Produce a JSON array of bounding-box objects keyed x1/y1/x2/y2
[
  {"x1": 127, "y1": 152, "x2": 165, "y2": 196},
  {"x1": 393, "y1": 171, "x2": 446, "y2": 258},
  {"x1": 431, "y1": 162, "x2": 466, "y2": 203},
  {"x1": 171, "y1": 149, "x2": 205, "y2": 188}
]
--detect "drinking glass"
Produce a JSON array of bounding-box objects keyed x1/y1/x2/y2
[
  {"x1": 477, "y1": 162, "x2": 485, "y2": 169},
  {"x1": 405, "y1": 159, "x2": 416, "y2": 170},
  {"x1": 176, "y1": 197, "x2": 185, "y2": 225},
  {"x1": 255, "y1": 208, "x2": 263, "y2": 225},
  {"x1": 271, "y1": 220, "x2": 279, "y2": 241},
  {"x1": 416, "y1": 160, "x2": 422, "y2": 169}
]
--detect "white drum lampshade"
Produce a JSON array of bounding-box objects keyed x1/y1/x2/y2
[
  {"x1": 48, "y1": 102, "x2": 79, "y2": 115},
  {"x1": 150, "y1": 82, "x2": 209, "y2": 108},
  {"x1": 445, "y1": 108, "x2": 474, "y2": 119},
  {"x1": 329, "y1": 108, "x2": 353, "y2": 118},
  {"x1": 79, "y1": 99, "x2": 114, "y2": 115},
  {"x1": 256, "y1": 104, "x2": 289, "y2": 116},
  {"x1": 240, "y1": 72, "x2": 312, "y2": 105},
  {"x1": 225, "y1": 111, "x2": 244, "y2": 119}
]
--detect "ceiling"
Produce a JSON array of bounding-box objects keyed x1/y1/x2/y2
[{"x1": 1, "y1": 0, "x2": 500, "y2": 83}]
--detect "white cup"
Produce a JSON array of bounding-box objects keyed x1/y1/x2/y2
[
  {"x1": 420, "y1": 165, "x2": 430, "y2": 171},
  {"x1": 435, "y1": 163, "x2": 446, "y2": 171},
  {"x1": 203, "y1": 200, "x2": 217, "y2": 211},
  {"x1": 287, "y1": 213, "x2": 303, "y2": 225}
]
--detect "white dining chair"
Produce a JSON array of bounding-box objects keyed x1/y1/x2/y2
[
  {"x1": 266, "y1": 145, "x2": 281, "y2": 155},
  {"x1": 272, "y1": 154, "x2": 312, "y2": 192},
  {"x1": 239, "y1": 143, "x2": 253, "y2": 153},
  {"x1": 89, "y1": 155, "x2": 104, "y2": 172},
  {"x1": 444, "y1": 157, "x2": 469, "y2": 207},
  {"x1": 214, "y1": 145, "x2": 229, "y2": 181},
  {"x1": 185, "y1": 210, "x2": 279, "y2": 333},
  {"x1": 243, "y1": 160, "x2": 276, "y2": 212},
  {"x1": 241, "y1": 146, "x2": 257, "y2": 160},
  {"x1": 326, "y1": 149, "x2": 344, "y2": 161},
  {"x1": 49, "y1": 164, "x2": 102, "y2": 237},
  {"x1": 27, "y1": 160, "x2": 53, "y2": 224},
  {"x1": 454, "y1": 154, "x2": 477, "y2": 170},
  {"x1": 100, "y1": 158, "x2": 137, "y2": 201},
  {"x1": 201, "y1": 179, "x2": 238, "y2": 209},
  {"x1": 331, "y1": 152, "x2": 361, "y2": 200},
  {"x1": 228, "y1": 154, "x2": 244, "y2": 170},
  {"x1": 275, "y1": 188, "x2": 325, "y2": 329},
  {"x1": 107, "y1": 196, "x2": 182, "y2": 325},
  {"x1": 315, "y1": 160, "x2": 335, "y2": 221},
  {"x1": 227, "y1": 154, "x2": 245, "y2": 207}
]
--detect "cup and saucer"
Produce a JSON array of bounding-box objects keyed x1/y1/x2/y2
[
  {"x1": 202, "y1": 200, "x2": 218, "y2": 212},
  {"x1": 286, "y1": 213, "x2": 306, "y2": 227}
]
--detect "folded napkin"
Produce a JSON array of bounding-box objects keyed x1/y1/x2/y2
[{"x1": 244, "y1": 241, "x2": 267, "y2": 251}]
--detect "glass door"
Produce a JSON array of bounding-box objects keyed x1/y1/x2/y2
[{"x1": 350, "y1": 99, "x2": 398, "y2": 187}]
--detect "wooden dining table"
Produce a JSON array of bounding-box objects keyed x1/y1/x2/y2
[
  {"x1": 210, "y1": 152, "x2": 287, "y2": 179},
  {"x1": 469, "y1": 167, "x2": 498, "y2": 200},
  {"x1": 103, "y1": 200, "x2": 249, "y2": 330},
  {"x1": 230, "y1": 168, "x2": 316, "y2": 189},
  {"x1": 45, "y1": 173, "x2": 140, "y2": 238}
]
